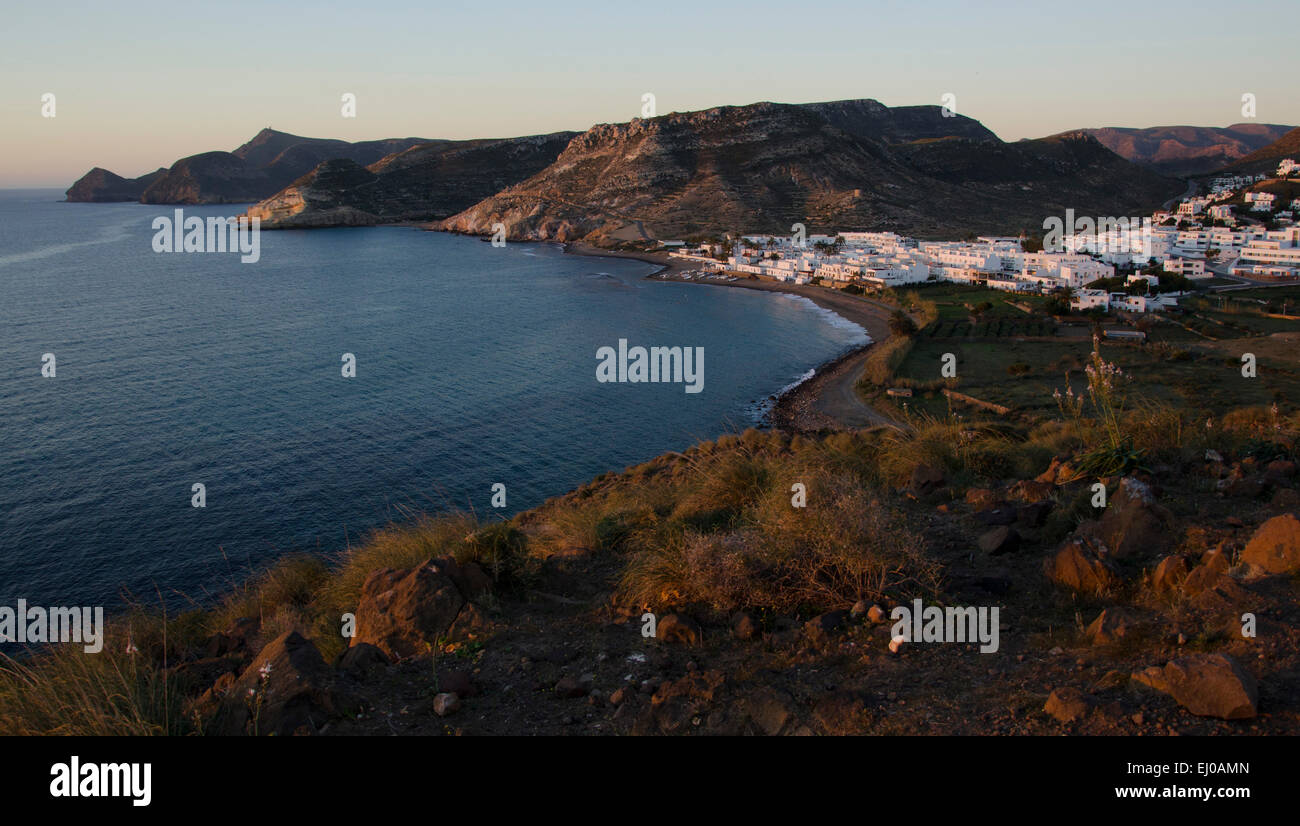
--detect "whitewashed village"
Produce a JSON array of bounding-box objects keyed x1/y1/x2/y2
[{"x1": 663, "y1": 156, "x2": 1300, "y2": 315}]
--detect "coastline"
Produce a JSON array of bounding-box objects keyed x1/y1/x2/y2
[{"x1": 560, "y1": 241, "x2": 902, "y2": 432}]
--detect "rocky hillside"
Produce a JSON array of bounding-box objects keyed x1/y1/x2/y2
[
  {"x1": 442, "y1": 103, "x2": 1182, "y2": 244},
  {"x1": 64, "y1": 166, "x2": 167, "y2": 202},
  {"x1": 1069, "y1": 124, "x2": 1294, "y2": 177},
  {"x1": 65, "y1": 129, "x2": 431, "y2": 204},
  {"x1": 245, "y1": 132, "x2": 577, "y2": 228},
  {"x1": 1211, "y1": 127, "x2": 1300, "y2": 177},
  {"x1": 800, "y1": 98, "x2": 998, "y2": 144}
]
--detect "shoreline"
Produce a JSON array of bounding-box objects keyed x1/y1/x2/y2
[{"x1": 559, "y1": 241, "x2": 902, "y2": 432}]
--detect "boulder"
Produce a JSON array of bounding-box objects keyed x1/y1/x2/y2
[
  {"x1": 1084, "y1": 607, "x2": 1145, "y2": 645},
  {"x1": 350, "y1": 561, "x2": 466, "y2": 660},
  {"x1": 1161, "y1": 654, "x2": 1259, "y2": 720},
  {"x1": 1044, "y1": 687, "x2": 1092, "y2": 723},
  {"x1": 1150, "y1": 554, "x2": 1190, "y2": 594},
  {"x1": 1083, "y1": 476, "x2": 1175, "y2": 559},
  {"x1": 1043, "y1": 539, "x2": 1120, "y2": 594},
  {"x1": 978, "y1": 525, "x2": 1021, "y2": 555},
  {"x1": 655, "y1": 612, "x2": 702, "y2": 645},
  {"x1": 1182, "y1": 545, "x2": 1232, "y2": 596},
  {"x1": 1241, "y1": 513, "x2": 1300, "y2": 574},
  {"x1": 804, "y1": 610, "x2": 848, "y2": 637},
  {"x1": 335, "y1": 642, "x2": 390, "y2": 679},
  {"x1": 910, "y1": 463, "x2": 946, "y2": 497},
  {"x1": 219, "y1": 631, "x2": 349, "y2": 736}
]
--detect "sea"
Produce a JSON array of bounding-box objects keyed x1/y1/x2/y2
[{"x1": 0, "y1": 190, "x2": 867, "y2": 608}]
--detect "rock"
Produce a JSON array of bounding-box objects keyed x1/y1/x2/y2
[
  {"x1": 1222, "y1": 474, "x2": 1265, "y2": 499},
  {"x1": 1188, "y1": 575, "x2": 1255, "y2": 613},
  {"x1": 350, "y1": 561, "x2": 467, "y2": 660},
  {"x1": 1161, "y1": 654, "x2": 1258, "y2": 720},
  {"x1": 1037, "y1": 457, "x2": 1077, "y2": 484},
  {"x1": 1182, "y1": 545, "x2": 1232, "y2": 596},
  {"x1": 335, "y1": 642, "x2": 390, "y2": 679},
  {"x1": 888, "y1": 635, "x2": 907, "y2": 654},
  {"x1": 609, "y1": 687, "x2": 629, "y2": 706},
  {"x1": 1084, "y1": 607, "x2": 1145, "y2": 645},
  {"x1": 447, "y1": 601, "x2": 494, "y2": 641},
  {"x1": 1241, "y1": 513, "x2": 1300, "y2": 574},
  {"x1": 1131, "y1": 665, "x2": 1170, "y2": 693},
  {"x1": 978, "y1": 525, "x2": 1021, "y2": 555},
  {"x1": 1043, "y1": 539, "x2": 1120, "y2": 594},
  {"x1": 555, "y1": 676, "x2": 590, "y2": 698},
  {"x1": 964, "y1": 488, "x2": 1002, "y2": 511},
  {"x1": 804, "y1": 610, "x2": 848, "y2": 636},
  {"x1": 1150, "y1": 554, "x2": 1190, "y2": 594},
  {"x1": 1010, "y1": 479, "x2": 1054, "y2": 503},
  {"x1": 1083, "y1": 476, "x2": 1175, "y2": 559},
  {"x1": 432, "y1": 692, "x2": 461, "y2": 717},
  {"x1": 910, "y1": 463, "x2": 946, "y2": 497},
  {"x1": 1044, "y1": 687, "x2": 1092, "y2": 723},
  {"x1": 203, "y1": 616, "x2": 260, "y2": 658},
  {"x1": 434, "y1": 555, "x2": 494, "y2": 600},
  {"x1": 656, "y1": 612, "x2": 702, "y2": 645},
  {"x1": 867, "y1": 604, "x2": 887, "y2": 624},
  {"x1": 1272, "y1": 488, "x2": 1300, "y2": 509},
  {"x1": 849, "y1": 600, "x2": 870, "y2": 619},
  {"x1": 219, "y1": 631, "x2": 348, "y2": 736},
  {"x1": 744, "y1": 688, "x2": 793, "y2": 735},
  {"x1": 731, "y1": 611, "x2": 761, "y2": 640},
  {"x1": 1204, "y1": 449, "x2": 1223, "y2": 463},
  {"x1": 1263, "y1": 460, "x2": 1296, "y2": 487}
]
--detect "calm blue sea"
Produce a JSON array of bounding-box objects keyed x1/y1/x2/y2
[{"x1": 0, "y1": 189, "x2": 866, "y2": 608}]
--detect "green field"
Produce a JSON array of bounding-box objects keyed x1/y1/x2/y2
[{"x1": 863, "y1": 282, "x2": 1300, "y2": 425}]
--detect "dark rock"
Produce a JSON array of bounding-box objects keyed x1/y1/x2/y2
[
  {"x1": 910, "y1": 463, "x2": 946, "y2": 497},
  {"x1": 335, "y1": 642, "x2": 390, "y2": 679},
  {"x1": 978, "y1": 525, "x2": 1021, "y2": 555},
  {"x1": 217, "y1": 631, "x2": 352, "y2": 736}
]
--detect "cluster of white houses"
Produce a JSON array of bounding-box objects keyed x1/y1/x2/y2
[{"x1": 666, "y1": 157, "x2": 1300, "y2": 308}]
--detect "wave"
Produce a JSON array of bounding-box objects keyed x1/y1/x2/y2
[{"x1": 772, "y1": 293, "x2": 872, "y2": 344}]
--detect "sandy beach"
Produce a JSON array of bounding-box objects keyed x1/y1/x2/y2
[{"x1": 562, "y1": 243, "x2": 902, "y2": 432}]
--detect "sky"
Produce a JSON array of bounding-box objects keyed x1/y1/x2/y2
[{"x1": 2, "y1": 0, "x2": 1298, "y2": 187}]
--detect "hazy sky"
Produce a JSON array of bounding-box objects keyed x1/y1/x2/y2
[{"x1": 3, "y1": 0, "x2": 1297, "y2": 187}]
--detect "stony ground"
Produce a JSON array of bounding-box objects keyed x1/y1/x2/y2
[{"x1": 191, "y1": 451, "x2": 1300, "y2": 737}]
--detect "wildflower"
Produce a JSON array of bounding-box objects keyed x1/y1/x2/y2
[
  {"x1": 125, "y1": 640, "x2": 139, "y2": 655},
  {"x1": 258, "y1": 662, "x2": 273, "y2": 680}
]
